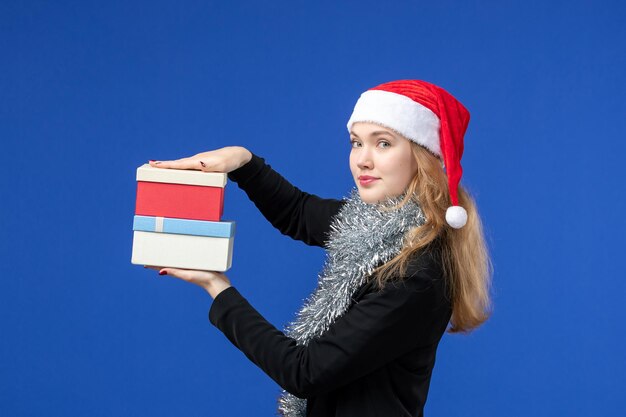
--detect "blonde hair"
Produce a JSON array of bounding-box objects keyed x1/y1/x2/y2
[{"x1": 372, "y1": 142, "x2": 493, "y2": 333}]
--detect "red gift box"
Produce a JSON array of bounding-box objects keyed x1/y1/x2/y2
[{"x1": 135, "y1": 164, "x2": 227, "y2": 221}]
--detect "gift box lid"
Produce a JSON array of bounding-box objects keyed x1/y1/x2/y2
[
  {"x1": 136, "y1": 164, "x2": 227, "y2": 187},
  {"x1": 133, "y1": 215, "x2": 235, "y2": 238}
]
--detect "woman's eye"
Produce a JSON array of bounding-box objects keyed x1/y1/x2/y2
[
  {"x1": 350, "y1": 140, "x2": 361, "y2": 148},
  {"x1": 378, "y1": 141, "x2": 391, "y2": 148}
]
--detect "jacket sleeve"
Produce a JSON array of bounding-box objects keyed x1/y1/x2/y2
[
  {"x1": 227, "y1": 153, "x2": 344, "y2": 248},
  {"x1": 208, "y1": 255, "x2": 450, "y2": 398}
]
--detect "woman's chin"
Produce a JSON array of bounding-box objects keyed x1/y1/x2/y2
[
  {"x1": 357, "y1": 189, "x2": 384, "y2": 204},
  {"x1": 357, "y1": 188, "x2": 405, "y2": 204}
]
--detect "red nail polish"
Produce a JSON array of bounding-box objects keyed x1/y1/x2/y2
[{"x1": 159, "y1": 270, "x2": 167, "y2": 276}]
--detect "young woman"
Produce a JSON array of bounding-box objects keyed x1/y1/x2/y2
[{"x1": 146, "y1": 80, "x2": 492, "y2": 417}]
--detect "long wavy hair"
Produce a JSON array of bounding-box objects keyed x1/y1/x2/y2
[{"x1": 372, "y1": 142, "x2": 492, "y2": 333}]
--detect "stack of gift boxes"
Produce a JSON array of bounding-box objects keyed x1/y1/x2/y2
[{"x1": 131, "y1": 163, "x2": 235, "y2": 272}]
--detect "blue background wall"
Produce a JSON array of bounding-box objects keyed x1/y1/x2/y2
[{"x1": 2, "y1": 1, "x2": 625, "y2": 416}]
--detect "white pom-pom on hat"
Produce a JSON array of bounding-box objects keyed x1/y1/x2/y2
[{"x1": 445, "y1": 206, "x2": 468, "y2": 229}]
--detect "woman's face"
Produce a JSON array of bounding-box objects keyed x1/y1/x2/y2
[{"x1": 349, "y1": 122, "x2": 418, "y2": 204}]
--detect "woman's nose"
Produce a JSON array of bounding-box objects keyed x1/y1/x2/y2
[{"x1": 356, "y1": 147, "x2": 374, "y2": 170}]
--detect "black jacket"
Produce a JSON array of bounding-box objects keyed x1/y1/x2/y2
[{"x1": 208, "y1": 154, "x2": 452, "y2": 416}]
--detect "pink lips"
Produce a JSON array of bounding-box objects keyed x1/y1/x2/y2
[{"x1": 358, "y1": 176, "x2": 379, "y2": 186}]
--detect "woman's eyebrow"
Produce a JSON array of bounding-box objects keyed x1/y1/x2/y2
[{"x1": 349, "y1": 130, "x2": 394, "y2": 138}]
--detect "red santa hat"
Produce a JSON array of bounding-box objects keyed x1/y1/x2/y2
[{"x1": 346, "y1": 79, "x2": 471, "y2": 229}]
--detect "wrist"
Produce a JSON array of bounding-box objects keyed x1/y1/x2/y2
[
  {"x1": 236, "y1": 147, "x2": 252, "y2": 168},
  {"x1": 205, "y1": 281, "x2": 232, "y2": 299}
]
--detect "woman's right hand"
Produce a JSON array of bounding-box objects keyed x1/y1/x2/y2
[{"x1": 148, "y1": 146, "x2": 252, "y2": 173}]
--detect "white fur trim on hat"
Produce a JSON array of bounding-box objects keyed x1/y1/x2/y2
[{"x1": 346, "y1": 90, "x2": 441, "y2": 156}]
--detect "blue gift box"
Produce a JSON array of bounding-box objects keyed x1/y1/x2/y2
[{"x1": 132, "y1": 215, "x2": 235, "y2": 238}]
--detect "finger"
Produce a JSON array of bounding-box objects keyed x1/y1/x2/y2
[
  {"x1": 156, "y1": 267, "x2": 194, "y2": 280},
  {"x1": 144, "y1": 265, "x2": 171, "y2": 277},
  {"x1": 144, "y1": 265, "x2": 189, "y2": 278},
  {"x1": 197, "y1": 158, "x2": 226, "y2": 173},
  {"x1": 191, "y1": 155, "x2": 224, "y2": 172},
  {"x1": 148, "y1": 157, "x2": 200, "y2": 170}
]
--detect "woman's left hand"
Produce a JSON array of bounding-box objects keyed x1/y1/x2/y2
[{"x1": 144, "y1": 266, "x2": 232, "y2": 299}]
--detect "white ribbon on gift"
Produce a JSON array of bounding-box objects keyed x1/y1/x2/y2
[{"x1": 155, "y1": 216, "x2": 164, "y2": 233}]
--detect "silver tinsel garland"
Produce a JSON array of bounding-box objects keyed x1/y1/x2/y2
[{"x1": 277, "y1": 188, "x2": 426, "y2": 416}]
